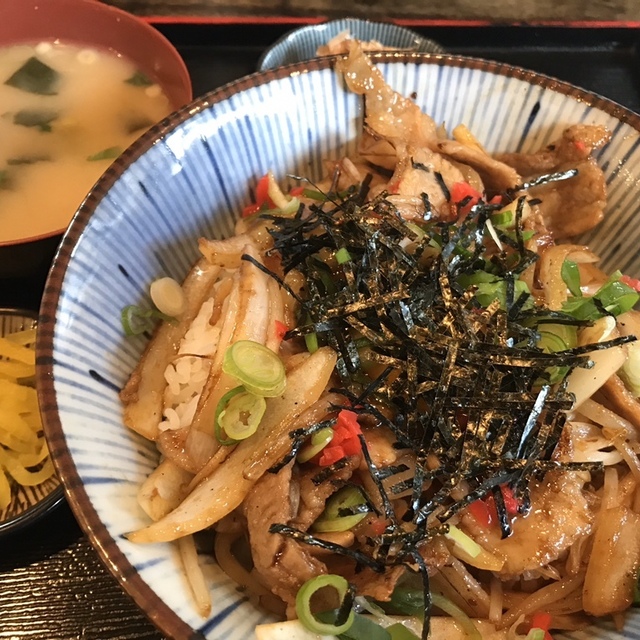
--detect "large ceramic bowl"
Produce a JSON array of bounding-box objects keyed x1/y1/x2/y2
[{"x1": 38, "y1": 53, "x2": 640, "y2": 639}]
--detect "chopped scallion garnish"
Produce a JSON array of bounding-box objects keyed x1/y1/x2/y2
[
  {"x1": 215, "y1": 386, "x2": 266, "y2": 443},
  {"x1": 120, "y1": 305, "x2": 173, "y2": 336},
  {"x1": 561, "y1": 259, "x2": 582, "y2": 297},
  {"x1": 305, "y1": 331, "x2": 319, "y2": 354},
  {"x1": 297, "y1": 427, "x2": 334, "y2": 463},
  {"x1": 562, "y1": 273, "x2": 639, "y2": 320},
  {"x1": 296, "y1": 574, "x2": 355, "y2": 636},
  {"x1": 491, "y1": 209, "x2": 513, "y2": 227},
  {"x1": 222, "y1": 340, "x2": 286, "y2": 397},
  {"x1": 336, "y1": 247, "x2": 352, "y2": 264},
  {"x1": 312, "y1": 485, "x2": 369, "y2": 532}
]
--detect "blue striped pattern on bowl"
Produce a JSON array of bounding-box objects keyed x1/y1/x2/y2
[
  {"x1": 257, "y1": 18, "x2": 445, "y2": 71},
  {"x1": 39, "y1": 54, "x2": 640, "y2": 640}
]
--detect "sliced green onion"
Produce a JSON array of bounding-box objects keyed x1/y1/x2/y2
[
  {"x1": 387, "y1": 623, "x2": 420, "y2": 640},
  {"x1": 330, "y1": 612, "x2": 393, "y2": 640},
  {"x1": 619, "y1": 340, "x2": 640, "y2": 397},
  {"x1": 302, "y1": 187, "x2": 352, "y2": 202},
  {"x1": 335, "y1": 247, "x2": 352, "y2": 264},
  {"x1": 561, "y1": 259, "x2": 582, "y2": 297},
  {"x1": 302, "y1": 187, "x2": 327, "y2": 201},
  {"x1": 121, "y1": 305, "x2": 173, "y2": 336},
  {"x1": 456, "y1": 269, "x2": 498, "y2": 290},
  {"x1": 474, "y1": 279, "x2": 533, "y2": 310},
  {"x1": 526, "y1": 630, "x2": 546, "y2": 640},
  {"x1": 216, "y1": 386, "x2": 266, "y2": 442},
  {"x1": 537, "y1": 331, "x2": 569, "y2": 354},
  {"x1": 297, "y1": 427, "x2": 334, "y2": 463},
  {"x1": 533, "y1": 324, "x2": 576, "y2": 385},
  {"x1": 312, "y1": 485, "x2": 369, "y2": 533},
  {"x1": 222, "y1": 340, "x2": 286, "y2": 397},
  {"x1": 271, "y1": 196, "x2": 300, "y2": 217},
  {"x1": 539, "y1": 323, "x2": 578, "y2": 351},
  {"x1": 316, "y1": 611, "x2": 392, "y2": 639},
  {"x1": 444, "y1": 525, "x2": 482, "y2": 558},
  {"x1": 491, "y1": 209, "x2": 513, "y2": 227},
  {"x1": 305, "y1": 332, "x2": 319, "y2": 354},
  {"x1": 296, "y1": 575, "x2": 355, "y2": 636},
  {"x1": 214, "y1": 386, "x2": 245, "y2": 445},
  {"x1": 563, "y1": 273, "x2": 640, "y2": 320},
  {"x1": 387, "y1": 585, "x2": 425, "y2": 618}
]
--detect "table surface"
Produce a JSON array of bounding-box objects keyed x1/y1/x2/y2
[{"x1": 2, "y1": 21, "x2": 640, "y2": 640}]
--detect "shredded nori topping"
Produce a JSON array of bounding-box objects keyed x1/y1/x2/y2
[{"x1": 249, "y1": 174, "x2": 617, "y2": 639}]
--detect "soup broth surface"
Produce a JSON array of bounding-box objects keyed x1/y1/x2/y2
[{"x1": 0, "y1": 41, "x2": 172, "y2": 244}]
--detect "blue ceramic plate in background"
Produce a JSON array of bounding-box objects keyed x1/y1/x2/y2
[
  {"x1": 257, "y1": 17, "x2": 445, "y2": 71},
  {"x1": 38, "y1": 53, "x2": 640, "y2": 639}
]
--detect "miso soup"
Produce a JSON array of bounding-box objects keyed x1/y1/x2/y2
[{"x1": 0, "y1": 41, "x2": 173, "y2": 244}]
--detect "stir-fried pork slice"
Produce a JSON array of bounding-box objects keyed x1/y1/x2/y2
[
  {"x1": 583, "y1": 504, "x2": 640, "y2": 616},
  {"x1": 389, "y1": 148, "x2": 466, "y2": 219},
  {"x1": 531, "y1": 157, "x2": 606, "y2": 238},
  {"x1": 497, "y1": 124, "x2": 610, "y2": 176},
  {"x1": 336, "y1": 42, "x2": 438, "y2": 151},
  {"x1": 460, "y1": 472, "x2": 594, "y2": 578},
  {"x1": 243, "y1": 462, "x2": 325, "y2": 610},
  {"x1": 437, "y1": 139, "x2": 520, "y2": 193},
  {"x1": 349, "y1": 565, "x2": 407, "y2": 602},
  {"x1": 497, "y1": 124, "x2": 611, "y2": 239},
  {"x1": 290, "y1": 456, "x2": 361, "y2": 531}
]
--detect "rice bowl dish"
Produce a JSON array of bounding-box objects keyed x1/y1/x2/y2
[{"x1": 37, "y1": 50, "x2": 640, "y2": 640}]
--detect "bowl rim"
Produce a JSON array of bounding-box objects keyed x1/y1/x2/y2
[
  {"x1": 256, "y1": 17, "x2": 446, "y2": 71},
  {"x1": 0, "y1": 307, "x2": 65, "y2": 539},
  {"x1": 0, "y1": 0, "x2": 193, "y2": 249},
  {"x1": 36, "y1": 51, "x2": 640, "y2": 639}
]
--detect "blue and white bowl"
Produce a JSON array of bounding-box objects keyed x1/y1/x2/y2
[
  {"x1": 38, "y1": 53, "x2": 640, "y2": 640},
  {"x1": 257, "y1": 17, "x2": 445, "y2": 71}
]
